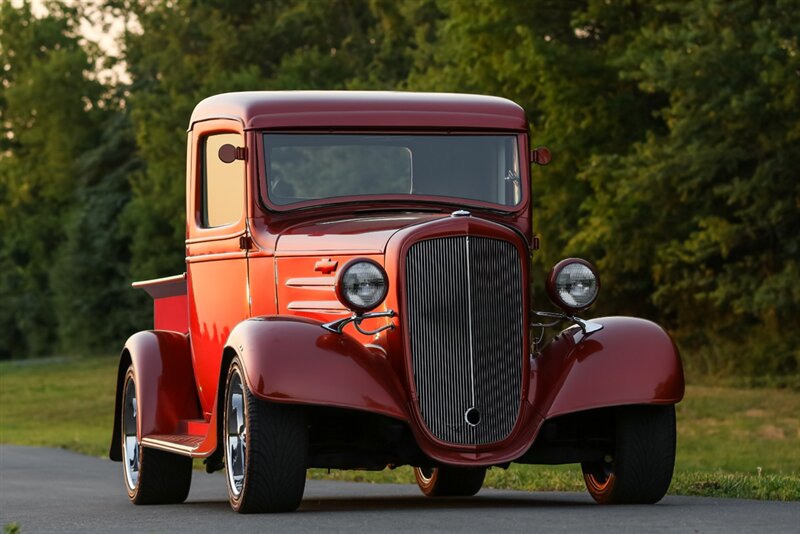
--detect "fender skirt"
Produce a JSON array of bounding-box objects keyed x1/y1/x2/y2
[
  {"x1": 109, "y1": 330, "x2": 202, "y2": 461},
  {"x1": 532, "y1": 316, "x2": 685, "y2": 419},
  {"x1": 225, "y1": 316, "x2": 409, "y2": 421}
]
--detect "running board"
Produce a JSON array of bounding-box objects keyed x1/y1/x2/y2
[
  {"x1": 141, "y1": 419, "x2": 212, "y2": 456},
  {"x1": 142, "y1": 434, "x2": 204, "y2": 455}
]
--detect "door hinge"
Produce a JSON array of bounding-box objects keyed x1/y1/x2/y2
[
  {"x1": 239, "y1": 235, "x2": 252, "y2": 250},
  {"x1": 532, "y1": 236, "x2": 540, "y2": 250}
]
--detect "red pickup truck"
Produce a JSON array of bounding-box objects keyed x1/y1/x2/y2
[{"x1": 109, "y1": 91, "x2": 684, "y2": 513}]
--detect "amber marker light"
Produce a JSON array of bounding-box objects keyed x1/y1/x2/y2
[
  {"x1": 335, "y1": 258, "x2": 389, "y2": 314},
  {"x1": 545, "y1": 258, "x2": 600, "y2": 313}
]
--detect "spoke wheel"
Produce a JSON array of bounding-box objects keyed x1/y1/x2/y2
[
  {"x1": 120, "y1": 366, "x2": 192, "y2": 505},
  {"x1": 413, "y1": 466, "x2": 486, "y2": 497},
  {"x1": 223, "y1": 359, "x2": 308, "y2": 513},
  {"x1": 581, "y1": 405, "x2": 676, "y2": 505}
]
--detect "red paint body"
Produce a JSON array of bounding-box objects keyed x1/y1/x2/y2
[{"x1": 110, "y1": 92, "x2": 683, "y2": 469}]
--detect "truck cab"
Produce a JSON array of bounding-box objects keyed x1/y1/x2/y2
[{"x1": 110, "y1": 91, "x2": 684, "y2": 512}]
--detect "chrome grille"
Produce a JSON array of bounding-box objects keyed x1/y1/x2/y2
[{"x1": 406, "y1": 236, "x2": 524, "y2": 445}]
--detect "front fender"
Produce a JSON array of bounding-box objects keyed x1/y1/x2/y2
[
  {"x1": 109, "y1": 330, "x2": 201, "y2": 460},
  {"x1": 532, "y1": 316, "x2": 684, "y2": 419},
  {"x1": 225, "y1": 316, "x2": 409, "y2": 421}
]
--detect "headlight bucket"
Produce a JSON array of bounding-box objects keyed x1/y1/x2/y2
[
  {"x1": 545, "y1": 258, "x2": 600, "y2": 313},
  {"x1": 335, "y1": 258, "x2": 389, "y2": 314}
]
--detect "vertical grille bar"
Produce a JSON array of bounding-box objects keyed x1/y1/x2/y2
[{"x1": 406, "y1": 236, "x2": 524, "y2": 445}]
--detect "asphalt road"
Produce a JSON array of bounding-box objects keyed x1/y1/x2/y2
[{"x1": 1, "y1": 446, "x2": 797, "y2": 534}]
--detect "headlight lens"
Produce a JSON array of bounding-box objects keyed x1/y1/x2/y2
[
  {"x1": 337, "y1": 259, "x2": 388, "y2": 313},
  {"x1": 546, "y1": 258, "x2": 599, "y2": 312}
]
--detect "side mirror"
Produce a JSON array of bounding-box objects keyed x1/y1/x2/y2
[{"x1": 218, "y1": 144, "x2": 246, "y2": 164}]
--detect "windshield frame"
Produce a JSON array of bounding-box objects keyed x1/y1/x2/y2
[{"x1": 256, "y1": 130, "x2": 529, "y2": 215}]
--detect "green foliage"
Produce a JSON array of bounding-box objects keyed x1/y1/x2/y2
[
  {"x1": 574, "y1": 0, "x2": 800, "y2": 377},
  {"x1": 117, "y1": 0, "x2": 436, "y2": 280},
  {"x1": 0, "y1": 1, "x2": 106, "y2": 357},
  {"x1": 407, "y1": 1, "x2": 667, "y2": 314},
  {"x1": 0, "y1": 0, "x2": 798, "y2": 380},
  {"x1": 50, "y1": 110, "x2": 148, "y2": 353}
]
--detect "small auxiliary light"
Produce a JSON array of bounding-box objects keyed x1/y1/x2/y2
[{"x1": 531, "y1": 146, "x2": 552, "y2": 166}]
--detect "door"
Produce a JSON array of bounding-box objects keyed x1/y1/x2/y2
[{"x1": 186, "y1": 121, "x2": 250, "y2": 416}]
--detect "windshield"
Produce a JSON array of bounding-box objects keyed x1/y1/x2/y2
[{"x1": 262, "y1": 133, "x2": 522, "y2": 209}]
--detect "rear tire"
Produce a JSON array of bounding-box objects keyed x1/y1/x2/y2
[
  {"x1": 581, "y1": 405, "x2": 676, "y2": 504},
  {"x1": 121, "y1": 367, "x2": 193, "y2": 505},
  {"x1": 414, "y1": 466, "x2": 486, "y2": 497},
  {"x1": 224, "y1": 359, "x2": 308, "y2": 513}
]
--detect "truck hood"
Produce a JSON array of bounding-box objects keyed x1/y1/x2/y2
[{"x1": 274, "y1": 212, "x2": 447, "y2": 255}]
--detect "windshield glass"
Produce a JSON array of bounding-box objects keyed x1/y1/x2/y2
[{"x1": 263, "y1": 133, "x2": 522, "y2": 208}]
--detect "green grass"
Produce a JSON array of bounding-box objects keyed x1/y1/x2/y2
[
  {"x1": 0, "y1": 356, "x2": 116, "y2": 457},
  {"x1": 1, "y1": 356, "x2": 798, "y2": 500}
]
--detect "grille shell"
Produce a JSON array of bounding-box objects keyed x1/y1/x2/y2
[{"x1": 406, "y1": 236, "x2": 524, "y2": 446}]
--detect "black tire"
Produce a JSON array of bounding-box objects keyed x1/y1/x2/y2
[
  {"x1": 413, "y1": 466, "x2": 486, "y2": 497},
  {"x1": 121, "y1": 367, "x2": 193, "y2": 505},
  {"x1": 224, "y1": 359, "x2": 308, "y2": 513},
  {"x1": 581, "y1": 404, "x2": 676, "y2": 504}
]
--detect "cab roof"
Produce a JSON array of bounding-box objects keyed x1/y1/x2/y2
[{"x1": 189, "y1": 91, "x2": 528, "y2": 131}]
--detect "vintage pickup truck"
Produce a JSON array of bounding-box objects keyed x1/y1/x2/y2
[{"x1": 110, "y1": 91, "x2": 684, "y2": 513}]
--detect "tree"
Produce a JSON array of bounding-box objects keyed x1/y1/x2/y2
[
  {"x1": 407, "y1": 0, "x2": 664, "y2": 315},
  {"x1": 116, "y1": 0, "x2": 438, "y2": 280},
  {"x1": 575, "y1": 0, "x2": 800, "y2": 378},
  {"x1": 50, "y1": 109, "x2": 148, "y2": 354},
  {"x1": 0, "y1": 1, "x2": 106, "y2": 357}
]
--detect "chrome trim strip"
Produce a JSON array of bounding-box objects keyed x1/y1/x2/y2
[{"x1": 465, "y1": 236, "x2": 476, "y2": 408}]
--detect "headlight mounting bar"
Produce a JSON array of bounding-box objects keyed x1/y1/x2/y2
[{"x1": 322, "y1": 310, "x2": 396, "y2": 335}]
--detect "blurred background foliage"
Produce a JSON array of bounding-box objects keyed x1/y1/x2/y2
[{"x1": 0, "y1": 0, "x2": 798, "y2": 386}]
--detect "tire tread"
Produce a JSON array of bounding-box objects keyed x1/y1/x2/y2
[
  {"x1": 583, "y1": 404, "x2": 676, "y2": 505},
  {"x1": 133, "y1": 448, "x2": 193, "y2": 505},
  {"x1": 228, "y1": 360, "x2": 307, "y2": 514}
]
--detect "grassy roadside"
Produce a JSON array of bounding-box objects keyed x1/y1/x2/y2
[{"x1": 1, "y1": 355, "x2": 798, "y2": 500}]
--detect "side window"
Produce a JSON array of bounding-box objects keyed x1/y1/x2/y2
[{"x1": 202, "y1": 133, "x2": 244, "y2": 227}]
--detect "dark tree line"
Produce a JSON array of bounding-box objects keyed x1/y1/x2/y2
[{"x1": 1, "y1": 0, "x2": 798, "y2": 384}]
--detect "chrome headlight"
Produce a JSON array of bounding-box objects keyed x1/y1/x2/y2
[
  {"x1": 546, "y1": 258, "x2": 600, "y2": 313},
  {"x1": 335, "y1": 259, "x2": 389, "y2": 314}
]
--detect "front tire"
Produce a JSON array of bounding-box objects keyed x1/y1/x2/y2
[
  {"x1": 224, "y1": 359, "x2": 308, "y2": 513},
  {"x1": 581, "y1": 405, "x2": 676, "y2": 504},
  {"x1": 413, "y1": 466, "x2": 486, "y2": 497},
  {"x1": 121, "y1": 366, "x2": 192, "y2": 504}
]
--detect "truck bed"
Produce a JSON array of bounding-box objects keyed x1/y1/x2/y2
[{"x1": 132, "y1": 273, "x2": 188, "y2": 333}]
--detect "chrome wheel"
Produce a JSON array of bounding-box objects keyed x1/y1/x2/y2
[
  {"x1": 584, "y1": 458, "x2": 614, "y2": 493},
  {"x1": 122, "y1": 375, "x2": 140, "y2": 490},
  {"x1": 225, "y1": 369, "x2": 246, "y2": 497},
  {"x1": 416, "y1": 467, "x2": 435, "y2": 484},
  {"x1": 414, "y1": 465, "x2": 486, "y2": 497},
  {"x1": 118, "y1": 364, "x2": 192, "y2": 505},
  {"x1": 222, "y1": 359, "x2": 308, "y2": 513}
]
